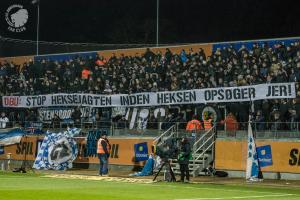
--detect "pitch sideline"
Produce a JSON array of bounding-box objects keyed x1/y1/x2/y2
[
  {"x1": 175, "y1": 194, "x2": 296, "y2": 200},
  {"x1": 44, "y1": 174, "x2": 296, "y2": 197}
]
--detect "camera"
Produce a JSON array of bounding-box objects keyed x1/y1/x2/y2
[{"x1": 155, "y1": 137, "x2": 180, "y2": 160}]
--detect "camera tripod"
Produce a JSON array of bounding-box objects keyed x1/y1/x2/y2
[
  {"x1": 13, "y1": 135, "x2": 35, "y2": 173},
  {"x1": 153, "y1": 159, "x2": 176, "y2": 182}
]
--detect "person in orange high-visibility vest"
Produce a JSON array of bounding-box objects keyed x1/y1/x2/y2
[
  {"x1": 97, "y1": 133, "x2": 111, "y2": 176},
  {"x1": 203, "y1": 114, "x2": 213, "y2": 130},
  {"x1": 186, "y1": 115, "x2": 203, "y2": 139},
  {"x1": 186, "y1": 115, "x2": 203, "y2": 132}
]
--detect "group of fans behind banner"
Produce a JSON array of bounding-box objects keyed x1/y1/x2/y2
[
  {"x1": 0, "y1": 39, "x2": 300, "y2": 130},
  {"x1": 186, "y1": 112, "x2": 238, "y2": 132}
]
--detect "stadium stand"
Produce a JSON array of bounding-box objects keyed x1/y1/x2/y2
[{"x1": 0, "y1": 38, "x2": 300, "y2": 132}]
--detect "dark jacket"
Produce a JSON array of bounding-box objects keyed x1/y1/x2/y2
[
  {"x1": 101, "y1": 139, "x2": 109, "y2": 155},
  {"x1": 178, "y1": 140, "x2": 191, "y2": 165}
]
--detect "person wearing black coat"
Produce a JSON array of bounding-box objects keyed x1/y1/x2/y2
[
  {"x1": 71, "y1": 107, "x2": 82, "y2": 127},
  {"x1": 178, "y1": 137, "x2": 191, "y2": 183}
]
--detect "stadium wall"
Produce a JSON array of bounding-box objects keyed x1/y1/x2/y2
[
  {"x1": 215, "y1": 139, "x2": 300, "y2": 173},
  {"x1": 96, "y1": 43, "x2": 212, "y2": 60},
  {"x1": 212, "y1": 37, "x2": 300, "y2": 51},
  {"x1": 0, "y1": 55, "x2": 34, "y2": 66},
  {"x1": 2, "y1": 36, "x2": 299, "y2": 65}
]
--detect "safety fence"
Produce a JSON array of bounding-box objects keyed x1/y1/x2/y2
[{"x1": 1, "y1": 120, "x2": 300, "y2": 139}]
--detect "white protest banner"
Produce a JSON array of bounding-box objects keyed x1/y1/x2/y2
[{"x1": 2, "y1": 82, "x2": 295, "y2": 108}]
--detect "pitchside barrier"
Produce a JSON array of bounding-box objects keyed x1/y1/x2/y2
[
  {"x1": 3, "y1": 121, "x2": 300, "y2": 136},
  {"x1": 1, "y1": 122, "x2": 300, "y2": 173},
  {"x1": 215, "y1": 140, "x2": 300, "y2": 173},
  {"x1": 0, "y1": 135, "x2": 154, "y2": 166}
]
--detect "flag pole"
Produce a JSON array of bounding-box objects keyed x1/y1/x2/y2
[{"x1": 246, "y1": 91, "x2": 263, "y2": 182}]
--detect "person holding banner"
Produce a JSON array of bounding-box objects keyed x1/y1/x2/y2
[{"x1": 97, "y1": 133, "x2": 111, "y2": 176}]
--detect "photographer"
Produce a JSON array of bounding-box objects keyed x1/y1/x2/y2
[{"x1": 178, "y1": 137, "x2": 191, "y2": 183}]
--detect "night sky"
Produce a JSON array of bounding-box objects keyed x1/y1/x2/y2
[{"x1": 0, "y1": 0, "x2": 299, "y2": 50}]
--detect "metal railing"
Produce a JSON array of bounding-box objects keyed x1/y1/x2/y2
[
  {"x1": 1, "y1": 120, "x2": 300, "y2": 139},
  {"x1": 216, "y1": 122, "x2": 300, "y2": 139},
  {"x1": 153, "y1": 125, "x2": 177, "y2": 146},
  {"x1": 191, "y1": 125, "x2": 216, "y2": 177}
]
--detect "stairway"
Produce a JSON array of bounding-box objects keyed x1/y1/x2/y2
[{"x1": 154, "y1": 125, "x2": 217, "y2": 177}]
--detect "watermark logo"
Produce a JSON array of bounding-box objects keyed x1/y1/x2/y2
[{"x1": 5, "y1": 4, "x2": 28, "y2": 32}]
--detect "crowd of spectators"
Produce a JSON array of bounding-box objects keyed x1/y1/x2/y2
[{"x1": 0, "y1": 40, "x2": 300, "y2": 130}]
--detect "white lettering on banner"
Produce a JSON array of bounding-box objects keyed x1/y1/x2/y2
[
  {"x1": 2, "y1": 83, "x2": 296, "y2": 108},
  {"x1": 135, "y1": 153, "x2": 148, "y2": 158},
  {"x1": 204, "y1": 87, "x2": 256, "y2": 101},
  {"x1": 125, "y1": 107, "x2": 166, "y2": 130},
  {"x1": 38, "y1": 107, "x2": 93, "y2": 121},
  {"x1": 120, "y1": 94, "x2": 150, "y2": 106},
  {"x1": 157, "y1": 91, "x2": 196, "y2": 104}
]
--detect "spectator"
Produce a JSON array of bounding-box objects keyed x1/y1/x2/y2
[
  {"x1": 287, "y1": 108, "x2": 298, "y2": 130},
  {"x1": 203, "y1": 113, "x2": 213, "y2": 130},
  {"x1": 0, "y1": 112, "x2": 9, "y2": 128},
  {"x1": 253, "y1": 110, "x2": 265, "y2": 131},
  {"x1": 81, "y1": 67, "x2": 91, "y2": 80},
  {"x1": 26, "y1": 110, "x2": 37, "y2": 122},
  {"x1": 51, "y1": 114, "x2": 61, "y2": 129},
  {"x1": 71, "y1": 107, "x2": 82, "y2": 126},
  {"x1": 0, "y1": 40, "x2": 300, "y2": 131},
  {"x1": 186, "y1": 114, "x2": 203, "y2": 132},
  {"x1": 270, "y1": 110, "x2": 282, "y2": 131},
  {"x1": 116, "y1": 116, "x2": 127, "y2": 129},
  {"x1": 221, "y1": 112, "x2": 239, "y2": 131}
]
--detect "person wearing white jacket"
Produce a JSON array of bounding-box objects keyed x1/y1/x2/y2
[{"x1": 0, "y1": 112, "x2": 9, "y2": 129}]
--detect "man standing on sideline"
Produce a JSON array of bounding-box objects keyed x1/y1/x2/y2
[
  {"x1": 97, "y1": 133, "x2": 111, "y2": 176},
  {"x1": 178, "y1": 137, "x2": 192, "y2": 183}
]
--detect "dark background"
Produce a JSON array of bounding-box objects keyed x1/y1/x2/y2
[{"x1": 0, "y1": 0, "x2": 299, "y2": 57}]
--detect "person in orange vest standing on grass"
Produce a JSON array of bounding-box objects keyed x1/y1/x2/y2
[
  {"x1": 203, "y1": 113, "x2": 213, "y2": 130},
  {"x1": 97, "y1": 133, "x2": 111, "y2": 176},
  {"x1": 186, "y1": 114, "x2": 203, "y2": 137}
]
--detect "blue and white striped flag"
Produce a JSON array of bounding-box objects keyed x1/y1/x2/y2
[
  {"x1": 246, "y1": 122, "x2": 260, "y2": 181},
  {"x1": 33, "y1": 130, "x2": 78, "y2": 170},
  {"x1": 0, "y1": 128, "x2": 24, "y2": 146}
]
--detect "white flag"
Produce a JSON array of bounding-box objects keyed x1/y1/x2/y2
[{"x1": 246, "y1": 122, "x2": 259, "y2": 181}]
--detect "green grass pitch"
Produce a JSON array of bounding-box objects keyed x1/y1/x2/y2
[{"x1": 1, "y1": 172, "x2": 300, "y2": 200}]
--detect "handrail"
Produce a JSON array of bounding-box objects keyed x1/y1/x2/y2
[
  {"x1": 194, "y1": 139, "x2": 215, "y2": 161},
  {"x1": 192, "y1": 141, "x2": 216, "y2": 176},
  {"x1": 193, "y1": 132, "x2": 216, "y2": 157},
  {"x1": 153, "y1": 125, "x2": 176, "y2": 145},
  {"x1": 191, "y1": 125, "x2": 217, "y2": 177},
  {"x1": 193, "y1": 125, "x2": 215, "y2": 149}
]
